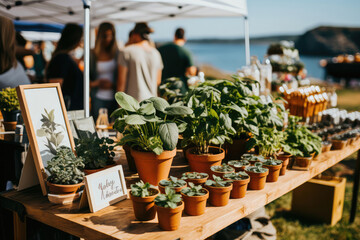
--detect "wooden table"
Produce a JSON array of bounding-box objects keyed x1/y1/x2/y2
[{"x1": 2, "y1": 139, "x2": 360, "y2": 240}]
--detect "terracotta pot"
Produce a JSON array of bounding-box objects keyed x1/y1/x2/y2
[
  {"x1": 210, "y1": 168, "x2": 235, "y2": 179},
  {"x1": 130, "y1": 188, "x2": 159, "y2": 221},
  {"x1": 123, "y1": 144, "x2": 137, "y2": 172},
  {"x1": 181, "y1": 189, "x2": 209, "y2": 216},
  {"x1": 279, "y1": 158, "x2": 289, "y2": 176},
  {"x1": 155, "y1": 201, "x2": 184, "y2": 231},
  {"x1": 245, "y1": 170, "x2": 269, "y2": 190},
  {"x1": 158, "y1": 182, "x2": 187, "y2": 194},
  {"x1": 224, "y1": 177, "x2": 250, "y2": 199},
  {"x1": 264, "y1": 164, "x2": 282, "y2": 182},
  {"x1": 3, "y1": 121, "x2": 17, "y2": 131},
  {"x1": 131, "y1": 148, "x2": 176, "y2": 186},
  {"x1": 186, "y1": 147, "x2": 225, "y2": 175},
  {"x1": 224, "y1": 138, "x2": 249, "y2": 160},
  {"x1": 47, "y1": 181, "x2": 84, "y2": 194},
  {"x1": 321, "y1": 143, "x2": 332, "y2": 153},
  {"x1": 182, "y1": 172, "x2": 208, "y2": 186},
  {"x1": 83, "y1": 163, "x2": 116, "y2": 175},
  {"x1": 205, "y1": 183, "x2": 232, "y2": 206},
  {"x1": 331, "y1": 139, "x2": 348, "y2": 150},
  {"x1": 295, "y1": 156, "x2": 313, "y2": 168},
  {"x1": 228, "y1": 161, "x2": 250, "y2": 172}
]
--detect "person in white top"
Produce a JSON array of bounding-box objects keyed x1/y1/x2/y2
[{"x1": 90, "y1": 22, "x2": 119, "y2": 120}]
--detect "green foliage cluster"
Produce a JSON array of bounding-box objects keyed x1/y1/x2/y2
[
  {"x1": 181, "y1": 172, "x2": 208, "y2": 180},
  {"x1": 75, "y1": 132, "x2": 115, "y2": 169},
  {"x1": 158, "y1": 77, "x2": 184, "y2": 104},
  {"x1": 245, "y1": 162, "x2": 268, "y2": 173},
  {"x1": 263, "y1": 157, "x2": 282, "y2": 166},
  {"x1": 130, "y1": 181, "x2": 156, "y2": 198},
  {"x1": 241, "y1": 154, "x2": 265, "y2": 162},
  {"x1": 205, "y1": 175, "x2": 232, "y2": 187},
  {"x1": 0, "y1": 87, "x2": 20, "y2": 112},
  {"x1": 223, "y1": 171, "x2": 249, "y2": 180},
  {"x1": 111, "y1": 92, "x2": 192, "y2": 155},
  {"x1": 159, "y1": 176, "x2": 186, "y2": 188},
  {"x1": 210, "y1": 163, "x2": 234, "y2": 173},
  {"x1": 155, "y1": 187, "x2": 182, "y2": 209},
  {"x1": 45, "y1": 146, "x2": 84, "y2": 185},
  {"x1": 228, "y1": 160, "x2": 250, "y2": 168},
  {"x1": 180, "y1": 182, "x2": 207, "y2": 196}
]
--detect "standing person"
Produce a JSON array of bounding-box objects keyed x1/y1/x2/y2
[
  {"x1": 46, "y1": 23, "x2": 84, "y2": 111},
  {"x1": 117, "y1": 22, "x2": 163, "y2": 102},
  {"x1": 90, "y1": 22, "x2": 119, "y2": 120},
  {"x1": 158, "y1": 28, "x2": 196, "y2": 94},
  {"x1": 0, "y1": 16, "x2": 30, "y2": 89}
]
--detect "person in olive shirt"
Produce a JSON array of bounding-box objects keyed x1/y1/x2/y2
[{"x1": 158, "y1": 28, "x2": 196, "y2": 94}]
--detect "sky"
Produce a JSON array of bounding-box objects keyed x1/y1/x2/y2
[{"x1": 116, "y1": 0, "x2": 360, "y2": 42}]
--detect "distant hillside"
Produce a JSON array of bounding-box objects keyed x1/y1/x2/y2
[
  {"x1": 187, "y1": 35, "x2": 298, "y2": 44},
  {"x1": 295, "y1": 26, "x2": 360, "y2": 56}
]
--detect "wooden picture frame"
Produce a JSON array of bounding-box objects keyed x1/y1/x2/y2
[
  {"x1": 16, "y1": 83, "x2": 75, "y2": 195},
  {"x1": 84, "y1": 165, "x2": 128, "y2": 212}
]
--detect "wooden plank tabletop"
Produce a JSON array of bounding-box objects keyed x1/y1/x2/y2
[{"x1": 3, "y1": 139, "x2": 360, "y2": 240}]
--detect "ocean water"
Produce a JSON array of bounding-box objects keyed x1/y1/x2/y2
[{"x1": 186, "y1": 43, "x2": 325, "y2": 80}]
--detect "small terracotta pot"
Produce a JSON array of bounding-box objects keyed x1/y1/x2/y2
[
  {"x1": 131, "y1": 148, "x2": 176, "y2": 186},
  {"x1": 155, "y1": 201, "x2": 184, "y2": 231},
  {"x1": 205, "y1": 183, "x2": 233, "y2": 206},
  {"x1": 123, "y1": 144, "x2": 137, "y2": 172},
  {"x1": 245, "y1": 170, "x2": 269, "y2": 190},
  {"x1": 47, "y1": 181, "x2": 84, "y2": 194},
  {"x1": 158, "y1": 182, "x2": 187, "y2": 194},
  {"x1": 264, "y1": 164, "x2": 282, "y2": 182},
  {"x1": 130, "y1": 188, "x2": 159, "y2": 221},
  {"x1": 295, "y1": 156, "x2": 313, "y2": 168},
  {"x1": 228, "y1": 161, "x2": 250, "y2": 172},
  {"x1": 182, "y1": 172, "x2": 208, "y2": 186},
  {"x1": 83, "y1": 163, "x2": 116, "y2": 175},
  {"x1": 331, "y1": 139, "x2": 348, "y2": 150},
  {"x1": 3, "y1": 121, "x2": 17, "y2": 131},
  {"x1": 186, "y1": 147, "x2": 225, "y2": 175},
  {"x1": 211, "y1": 168, "x2": 235, "y2": 179},
  {"x1": 321, "y1": 143, "x2": 332, "y2": 153},
  {"x1": 224, "y1": 177, "x2": 250, "y2": 199},
  {"x1": 181, "y1": 189, "x2": 209, "y2": 216},
  {"x1": 224, "y1": 138, "x2": 249, "y2": 160}
]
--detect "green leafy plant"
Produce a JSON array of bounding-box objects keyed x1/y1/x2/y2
[
  {"x1": 181, "y1": 172, "x2": 208, "y2": 180},
  {"x1": 223, "y1": 171, "x2": 249, "y2": 180},
  {"x1": 205, "y1": 175, "x2": 232, "y2": 187},
  {"x1": 158, "y1": 77, "x2": 184, "y2": 104},
  {"x1": 263, "y1": 157, "x2": 282, "y2": 166},
  {"x1": 228, "y1": 160, "x2": 250, "y2": 168},
  {"x1": 210, "y1": 163, "x2": 234, "y2": 173},
  {"x1": 130, "y1": 180, "x2": 157, "y2": 197},
  {"x1": 45, "y1": 146, "x2": 84, "y2": 185},
  {"x1": 251, "y1": 127, "x2": 284, "y2": 157},
  {"x1": 111, "y1": 92, "x2": 192, "y2": 155},
  {"x1": 181, "y1": 182, "x2": 207, "y2": 196},
  {"x1": 75, "y1": 132, "x2": 115, "y2": 169},
  {"x1": 159, "y1": 176, "x2": 187, "y2": 188},
  {"x1": 245, "y1": 162, "x2": 268, "y2": 173},
  {"x1": 155, "y1": 187, "x2": 182, "y2": 209},
  {"x1": 0, "y1": 87, "x2": 20, "y2": 112}
]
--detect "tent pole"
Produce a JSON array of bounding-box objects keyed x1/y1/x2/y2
[
  {"x1": 244, "y1": 16, "x2": 250, "y2": 65},
  {"x1": 83, "y1": 0, "x2": 91, "y2": 117}
]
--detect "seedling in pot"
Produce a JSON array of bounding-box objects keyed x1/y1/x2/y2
[
  {"x1": 205, "y1": 175, "x2": 233, "y2": 206},
  {"x1": 263, "y1": 158, "x2": 282, "y2": 166},
  {"x1": 205, "y1": 175, "x2": 232, "y2": 187},
  {"x1": 210, "y1": 163, "x2": 235, "y2": 173},
  {"x1": 228, "y1": 160, "x2": 250, "y2": 168},
  {"x1": 130, "y1": 181, "x2": 157, "y2": 197},
  {"x1": 159, "y1": 176, "x2": 187, "y2": 188},
  {"x1": 181, "y1": 182, "x2": 207, "y2": 196},
  {"x1": 130, "y1": 180, "x2": 159, "y2": 221},
  {"x1": 155, "y1": 187, "x2": 182, "y2": 209},
  {"x1": 245, "y1": 162, "x2": 268, "y2": 173},
  {"x1": 223, "y1": 171, "x2": 249, "y2": 180},
  {"x1": 181, "y1": 172, "x2": 208, "y2": 180}
]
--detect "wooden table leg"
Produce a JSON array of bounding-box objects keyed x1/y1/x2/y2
[
  {"x1": 13, "y1": 212, "x2": 26, "y2": 240},
  {"x1": 350, "y1": 150, "x2": 360, "y2": 223}
]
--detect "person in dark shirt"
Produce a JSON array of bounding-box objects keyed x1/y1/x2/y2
[
  {"x1": 46, "y1": 23, "x2": 84, "y2": 110},
  {"x1": 158, "y1": 28, "x2": 196, "y2": 94}
]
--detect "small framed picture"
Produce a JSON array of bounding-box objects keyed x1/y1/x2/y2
[{"x1": 17, "y1": 83, "x2": 75, "y2": 195}]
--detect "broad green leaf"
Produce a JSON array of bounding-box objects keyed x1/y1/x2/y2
[
  {"x1": 138, "y1": 102, "x2": 155, "y2": 115},
  {"x1": 125, "y1": 114, "x2": 146, "y2": 125},
  {"x1": 147, "y1": 97, "x2": 170, "y2": 112},
  {"x1": 115, "y1": 92, "x2": 140, "y2": 112},
  {"x1": 165, "y1": 106, "x2": 193, "y2": 116},
  {"x1": 159, "y1": 122, "x2": 178, "y2": 150}
]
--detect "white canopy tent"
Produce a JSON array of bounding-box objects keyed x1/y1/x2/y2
[{"x1": 1, "y1": 0, "x2": 250, "y2": 117}]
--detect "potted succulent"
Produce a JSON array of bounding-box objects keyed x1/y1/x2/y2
[
  {"x1": 111, "y1": 92, "x2": 192, "y2": 185},
  {"x1": 0, "y1": 87, "x2": 21, "y2": 131},
  {"x1": 210, "y1": 163, "x2": 235, "y2": 178},
  {"x1": 223, "y1": 171, "x2": 250, "y2": 199},
  {"x1": 276, "y1": 152, "x2": 292, "y2": 176},
  {"x1": 180, "y1": 182, "x2": 209, "y2": 216},
  {"x1": 331, "y1": 135, "x2": 348, "y2": 150},
  {"x1": 262, "y1": 158, "x2": 283, "y2": 182},
  {"x1": 45, "y1": 146, "x2": 85, "y2": 194},
  {"x1": 155, "y1": 187, "x2": 184, "y2": 231},
  {"x1": 75, "y1": 132, "x2": 116, "y2": 175},
  {"x1": 228, "y1": 160, "x2": 250, "y2": 171},
  {"x1": 181, "y1": 172, "x2": 209, "y2": 186},
  {"x1": 129, "y1": 181, "x2": 159, "y2": 221},
  {"x1": 158, "y1": 176, "x2": 187, "y2": 194},
  {"x1": 245, "y1": 162, "x2": 269, "y2": 190},
  {"x1": 204, "y1": 175, "x2": 233, "y2": 206},
  {"x1": 241, "y1": 154, "x2": 265, "y2": 165}
]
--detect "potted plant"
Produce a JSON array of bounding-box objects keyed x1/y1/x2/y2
[
  {"x1": 129, "y1": 181, "x2": 159, "y2": 221},
  {"x1": 252, "y1": 127, "x2": 283, "y2": 158},
  {"x1": 45, "y1": 146, "x2": 85, "y2": 194},
  {"x1": 181, "y1": 172, "x2": 209, "y2": 186},
  {"x1": 158, "y1": 176, "x2": 187, "y2": 194},
  {"x1": 204, "y1": 175, "x2": 232, "y2": 206},
  {"x1": 180, "y1": 182, "x2": 209, "y2": 216},
  {"x1": 75, "y1": 132, "x2": 116, "y2": 175},
  {"x1": 228, "y1": 160, "x2": 250, "y2": 171},
  {"x1": 241, "y1": 154, "x2": 265, "y2": 165},
  {"x1": 262, "y1": 158, "x2": 283, "y2": 182},
  {"x1": 155, "y1": 187, "x2": 184, "y2": 231},
  {"x1": 276, "y1": 152, "x2": 292, "y2": 176},
  {"x1": 331, "y1": 135, "x2": 348, "y2": 150},
  {"x1": 223, "y1": 171, "x2": 250, "y2": 199},
  {"x1": 321, "y1": 141, "x2": 332, "y2": 153},
  {"x1": 245, "y1": 162, "x2": 269, "y2": 190},
  {"x1": 0, "y1": 87, "x2": 21, "y2": 131},
  {"x1": 210, "y1": 163, "x2": 235, "y2": 178},
  {"x1": 111, "y1": 93, "x2": 192, "y2": 185}
]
